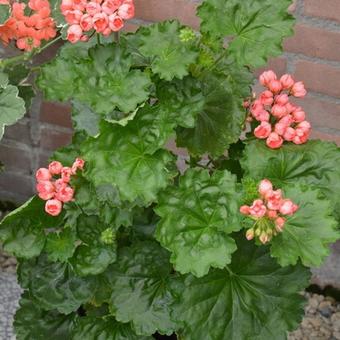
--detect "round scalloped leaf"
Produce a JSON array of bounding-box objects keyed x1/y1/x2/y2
[
  {"x1": 0, "y1": 4, "x2": 10, "y2": 25},
  {"x1": 137, "y1": 21, "x2": 199, "y2": 80},
  {"x1": 176, "y1": 70, "x2": 251, "y2": 157},
  {"x1": 0, "y1": 196, "x2": 63, "y2": 259},
  {"x1": 108, "y1": 241, "x2": 181, "y2": 336},
  {"x1": 175, "y1": 235, "x2": 310, "y2": 340},
  {"x1": 38, "y1": 43, "x2": 151, "y2": 115},
  {"x1": 19, "y1": 254, "x2": 97, "y2": 314},
  {"x1": 14, "y1": 292, "x2": 76, "y2": 340},
  {"x1": 240, "y1": 140, "x2": 340, "y2": 222},
  {"x1": 155, "y1": 169, "x2": 241, "y2": 277},
  {"x1": 81, "y1": 118, "x2": 177, "y2": 204},
  {"x1": 270, "y1": 185, "x2": 339, "y2": 267},
  {"x1": 198, "y1": 0, "x2": 295, "y2": 67},
  {"x1": 72, "y1": 316, "x2": 152, "y2": 340}
]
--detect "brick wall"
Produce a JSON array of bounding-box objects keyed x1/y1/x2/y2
[{"x1": 1, "y1": 0, "x2": 340, "y2": 203}]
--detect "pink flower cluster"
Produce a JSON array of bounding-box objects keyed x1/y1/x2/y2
[
  {"x1": 0, "y1": 0, "x2": 56, "y2": 51},
  {"x1": 240, "y1": 179, "x2": 298, "y2": 244},
  {"x1": 36, "y1": 158, "x2": 85, "y2": 216},
  {"x1": 60, "y1": 0, "x2": 135, "y2": 43},
  {"x1": 246, "y1": 70, "x2": 311, "y2": 149}
]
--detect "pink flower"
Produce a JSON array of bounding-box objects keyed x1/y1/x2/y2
[
  {"x1": 258, "y1": 179, "x2": 273, "y2": 197},
  {"x1": 93, "y1": 12, "x2": 108, "y2": 32},
  {"x1": 36, "y1": 180, "x2": 55, "y2": 200},
  {"x1": 259, "y1": 70, "x2": 277, "y2": 87},
  {"x1": 285, "y1": 102, "x2": 297, "y2": 114},
  {"x1": 249, "y1": 199, "x2": 267, "y2": 218},
  {"x1": 36, "y1": 167, "x2": 51, "y2": 182},
  {"x1": 259, "y1": 91, "x2": 274, "y2": 106},
  {"x1": 279, "y1": 199, "x2": 298, "y2": 215},
  {"x1": 45, "y1": 199, "x2": 62, "y2": 216},
  {"x1": 85, "y1": 1, "x2": 101, "y2": 15},
  {"x1": 275, "y1": 93, "x2": 289, "y2": 106},
  {"x1": 246, "y1": 229, "x2": 255, "y2": 240},
  {"x1": 293, "y1": 132, "x2": 309, "y2": 145},
  {"x1": 268, "y1": 80, "x2": 282, "y2": 94},
  {"x1": 275, "y1": 217, "x2": 286, "y2": 232},
  {"x1": 48, "y1": 161, "x2": 63, "y2": 175},
  {"x1": 291, "y1": 81, "x2": 307, "y2": 98},
  {"x1": 67, "y1": 24, "x2": 83, "y2": 43},
  {"x1": 267, "y1": 210, "x2": 278, "y2": 219},
  {"x1": 240, "y1": 205, "x2": 250, "y2": 215},
  {"x1": 61, "y1": 167, "x2": 72, "y2": 183},
  {"x1": 266, "y1": 132, "x2": 283, "y2": 149},
  {"x1": 54, "y1": 178, "x2": 65, "y2": 191},
  {"x1": 266, "y1": 189, "x2": 283, "y2": 210},
  {"x1": 274, "y1": 122, "x2": 287, "y2": 136},
  {"x1": 283, "y1": 127, "x2": 296, "y2": 141},
  {"x1": 64, "y1": 9, "x2": 83, "y2": 24},
  {"x1": 108, "y1": 13, "x2": 124, "y2": 31},
  {"x1": 60, "y1": 0, "x2": 74, "y2": 12},
  {"x1": 291, "y1": 107, "x2": 306, "y2": 123},
  {"x1": 80, "y1": 14, "x2": 93, "y2": 31},
  {"x1": 55, "y1": 185, "x2": 74, "y2": 203},
  {"x1": 297, "y1": 120, "x2": 311, "y2": 131},
  {"x1": 71, "y1": 157, "x2": 85, "y2": 173},
  {"x1": 102, "y1": 0, "x2": 120, "y2": 14},
  {"x1": 118, "y1": 2, "x2": 134, "y2": 19},
  {"x1": 280, "y1": 74, "x2": 295, "y2": 89},
  {"x1": 271, "y1": 104, "x2": 287, "y2": 119},
  {"x1": 254, "y1": 121, "x2": 271, "y2": 139}
]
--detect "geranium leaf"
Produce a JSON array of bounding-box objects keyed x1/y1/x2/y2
[
  {"x1": 108, "y1": 241, "x2": 181, "y2": 336},
  {"x1": 155, "y1": 169, "x2": 241, "y2": 277},
  {"x1": 175, "y1": 235, "x2": 310, "y2": 340},
  {"x1": 176, "y1": 69, "x2": 251, "y2": 157},
  {"x1": 38, "y1": 43, "x2": 151, "y2": 115},
  {"x1": 0, "y1": 3, "x2": 10, "y2": 25},
  {"x1": 0, "y1": 196, "x2": 63, "y2": 258},
  {"x1": 198, "y1": 0, "x2": 295, "y2": 67},
  {"x1": 270, "y1": 185, "x2": 339, "y2": 267},
  {"x1": 0, "y1": 83, "x2": 26, "y2": 140},
  {"x1": 72, "y1": 316, "x2": 152, "y2": 340},
  {"x1": 45, "y1": 227, "x2": 77, "y2": 263},
  {"x1": 240, "y1": 140, "x2": 340, "y2": 222},
  {"x1": 14, "y1": 292, "x2": 76, "y2": 340},
  {"x1": 135, "y1": 21, "x2": 198, "y2": 80},
  {"x1": 81, "y1": 119, "x2": 177, "y2": 204},
  {"x1": 19, "y1": 254, "x2": 97, "y2": 314}
]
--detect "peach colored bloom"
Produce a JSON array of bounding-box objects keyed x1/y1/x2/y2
[
  {"x1": 61, "y1": 166, "x2": 73, "y2": 183},
  {"x1": 268, "y1": 80, "x2": 282, "y2": 94},
  {"x1": 45, "y1": 199, "x2": 62, "y2": 216},
  {"x1": 48, "y1": 161, "x2": 63, "y2": 175},
  {"x1": 239, "y1": 205, "x2": 250, "y2": 215},
  {"x1": 258, "y1": 179, "x2": 273, "y2": 197},
  {"x1": 266, "y1": 132, "x2": 283, "y2": 149},
  {"x1": 108, "y1": 13, "x2": 124, "y2": 31},
  {"x1": 275, "y1": 217, "x2": 286, "y2": 232},
  {"x1": 280, "y1": 74, "x2": 295, "y2": 89},
  {"x1": 249, "y1": 199, "x2": 267, "y2": 218},
  {"x1": 56, "y1": 185, "x2": 74, "y2": 203},
  {"x1": 93, "y1": 12, "x2": 108, "y2": 32},
  {"x1": 259, "y1": 70, "x2": 277, "y2": 87},
  {"x1": 254, "y1": 121, "x2": 271, "y2": 139},
  {"x1": 291, "y1": 81, "x2": 307, "y2": 98},
  {"x1": 67, "y1": 24, "x2": 83, "y2": 43},
  {"x1": 36, "y1": 180, "x2": 55, "y2": 200},
  {"x1": 36, "y1": 168, "x2": 52, "y2": 181}
]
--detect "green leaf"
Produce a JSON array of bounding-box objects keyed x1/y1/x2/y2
[
  {"x1": 71, "y1": 100, "x2": 100, "y2": 137},
  {"x1": 136, "y1": 21, "x2": 198, "y2": 80},
  {"x1": 81, "y1": 119, "x2": 177, "y2": 204},
  {"x1": 19, "y1": 254, "x2": 97, "y2": 314},
  {"x1": 14, "y1": 292, "x2": 76, "y2": 340},
  {"x1": 0, "y1": 3, "x2": 10, "y2": 25},
  {"x1": 45, "y1": 227, "x2": 77, "y2": 262},
  {"x1": 198, "y1": 0, "x2": 295, "y2": 67},
  {"x1": 108, "y1": 241, "x2": 181, "y2": 336},
  {"x1": 270, "y1": 185, "x2": 339, "y2": 267},
  {"x1": 155, "y1": 169, "x2": 241, "y2": 277},
  {"x1": 0, "y1": 84, "x2": 26, "y2": 140},
  {"x1": 175, "y1": 235, "x2": 310, "y2": 340},
  {"x1": 72, "y1": 316, "x2": 152, "y2": 340},
  {"x1": 38, "y1": 43, "x2": 151, "y2": 115},
  {"x1": 0, "y1": 196, "x2": 63, "y2": 258},
  {"x1": 240, "y1": 140, "x2": 340, "y2": 222},
  {"x1": 176, "y1": 69, "x2": 251, "y2": 157},
  {"x1": 71, "y1": 242, "x2": 117, "y2": 277}
]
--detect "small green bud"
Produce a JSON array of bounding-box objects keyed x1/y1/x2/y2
[
  {"x1": 179, "y1": 27, "x2": 196, "y2": 43},
  {"x1": 100, "y1": 227, "x2": 116, "y2": 245}
]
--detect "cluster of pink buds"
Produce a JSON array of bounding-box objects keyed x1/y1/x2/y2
[
  {"x1": 35, "y1": 158, "x2": 85, "y2": 216},
  {"x1": 60, "y1": 0, "x2": 135, "y2": 43},
  {"x1": 245, "y1": 70, "x2": 311, "y2": 149},
  {"x1": 240, "y1": 179, "x2": 299, "y2": 244}
]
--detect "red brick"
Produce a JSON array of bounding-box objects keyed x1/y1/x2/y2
[
  {"x1": 291, "y1": 95, "x2": 340, "y2": 131},
  {"x1": 3, "y1": 120, "x2": 31, "y2": 145},
  {"x1": 40, "y1": 101, "x2": 72, "y2": 128},
  {"x1": 255, "y1": 57, "x2": 287, "y2": 78},
  {"x1": 40, "y1": 126, "x2": 72, "y2": 150},
  {"x1": 123, "y1": 22, "x2": 140, "y2": 32},
  {"x1": 0, "y1": 172, "x2": 33, "y2": 197},
  {"x1": 0, "y1": 145, "x2": 32, "y2": 174},
  {"x1": 284, "y1": 24, "x2": 340, "y2": 62},
  {"x1": 311, "y1": 130, "x2": 340, "y2": 145},
  {"x1": 304, "y1": 0, "x2": 340, "y2": 23},
  {"x1": 294, "y1": 61, "x2": 340, "y2": 98},
  {"x1": 39, "y1": 150, "x2": 53, "y2": 168},
  {"x1": 134, "y1": 0, "x2": 200, "y2": 29}
]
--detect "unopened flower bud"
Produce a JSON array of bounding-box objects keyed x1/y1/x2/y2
[{"x1": 246, "y1": 228, "x2": 255, "y2": 240}]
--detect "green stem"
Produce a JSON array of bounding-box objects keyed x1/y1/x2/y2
[
  {"x1": 0, "y1": 35, "x2": 62, "y2": 69},
  {"x1": 114, "y1": 32, "x2": 120, "y2": 44}
]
